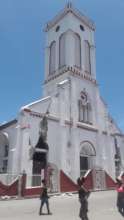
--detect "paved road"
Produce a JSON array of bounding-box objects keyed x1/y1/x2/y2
[{"x1": 0, "y1": 190, "x2": 124, "y2": 220}]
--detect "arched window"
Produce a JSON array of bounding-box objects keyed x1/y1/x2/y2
[
  {"x1": 80, "y1": 141, "x2": 96, "y2": 176},
  {"x1": 4, "y1": 145, "x2": 9, "y2": 157},
  {"x1": 59, "y1": 31, "x2": 81, "y2": 69},
  {"x1": 0, "y1": 132, "x2": 9, "y2": 173},
  {"x1": 74, "y1": 34, "x2": 81, "y2": 68},
  {"x1": 78, "y1": 90, "x2": 92, "y2": 124},
  {"x1": 59, "y1": 33, "x2": 66, "y2": 68},
  {"x1": 85, "y1": 40, "x2": 91, "y2": 74},
  {"x1": 49, "y1": 41, "x2": 56, "y2": 75}
]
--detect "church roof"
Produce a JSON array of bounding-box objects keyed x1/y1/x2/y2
[
  {"x1": 21, "y1": 96, "x2": 51, "y2": 109},
  {"x1": 44, "y1": 2, "x2": 95, "y2": 32},
  {"x1": 0, "y1": 119, "x2": 17, "y2": 130}
]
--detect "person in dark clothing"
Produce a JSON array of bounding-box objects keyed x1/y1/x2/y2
[
  {"x1": 116, "y1": 177, "x2": 124, "y2": 216},
  {"x1": 77, "y1": 177, "x2": 90, "y2": 220},
  {"x1": 39, "y1": 179, "x2": 52, "y2": 215}
]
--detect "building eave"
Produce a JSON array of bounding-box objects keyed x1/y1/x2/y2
[
  {"x1": 111, "y1": 133, "x2": 124, "y2": 137},
  {"x1": 108, "y1": 114, "x2": 122, "y2": 134},
  {"x1": 0, "y1": 119, "x2": 17, "y2": 130},
  {"x1": 21, "y1": 96, "x2": 51, "y2": 110},
  {"x1": 44, "y1": 4, "x2": 95, "y2": 32}
]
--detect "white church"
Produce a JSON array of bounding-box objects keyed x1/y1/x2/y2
[{"x1": 0, "y1": 3, "x2": 124, "y2": 191}]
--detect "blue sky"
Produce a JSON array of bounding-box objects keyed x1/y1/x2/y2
[{"x1": 0, "y1": 0, "x2": 124, "y2": 131}]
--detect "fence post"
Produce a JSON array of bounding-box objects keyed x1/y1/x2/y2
[
  {"x1": 18, "y1": 174, "x2": 22, "y2": 198},
  {"x1": 17, "y1": 171, "x2": 26, "y2": 198},
  {"x1": 21, "y1": 171, "x2": 26, "y2": 197}
]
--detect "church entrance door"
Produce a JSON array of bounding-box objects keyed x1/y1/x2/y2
[
  {"x1": 32, "y1": 151, "x2": 47, "y2": 186},
  {"x1": 80, "y1": 156, "x2": 89, "y2": 176},
  {"x1": 80, "y1": 141, "x2": 96, "y2": 177}
]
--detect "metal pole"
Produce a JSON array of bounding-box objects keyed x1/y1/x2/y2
[{"x1": 18, "y1": 174, "x2": 22, "y2": 198}]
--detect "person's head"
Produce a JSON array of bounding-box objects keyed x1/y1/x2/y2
[
  {"x1": 77, "y1": 177, "x2": 83, "y2": 186},
  {"x1": 41, "y1": 179, "x2": 46, "y2": 186},
  {"x1": 77, "y1": 177, "x2": 81, "y2": 186},
  {"x1": 82, "y1": 177, "x2": 85, "y2": 184},
  {"x1": 77, "y1": 177, "x2": 86, "y2": 186}
]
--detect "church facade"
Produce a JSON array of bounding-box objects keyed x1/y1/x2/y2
[{"x1": 0, "y1": 3, "x2": 124, "y2": 191}]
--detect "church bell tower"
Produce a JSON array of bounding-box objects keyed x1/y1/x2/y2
[
  {"x1": 43, "y1": 2, "x2": 96, "y2": 97},
  {"x1": 42, "y1": 2, "x2": 99, "y2": 131}
]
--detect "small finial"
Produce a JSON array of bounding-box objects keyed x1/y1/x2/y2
[{"x1": 66, "y1": 1, "x2": 73, "y2": 9}]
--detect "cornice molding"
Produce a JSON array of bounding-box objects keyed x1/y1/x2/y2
[
  {"x1": 47, "y1": 114, "x2": 60, "y2": 122},
  {"x1": 23, "y1": 108, "x2": 60, "y2": 122},
  {"x1": 110, "y1": 133, "x2": 124, "y2": 137},
  {"x1": 102, "y1": 131, "x2": 108, "y2": 135},
  {"x1": 44, "y1": 4, "x2": 95, "y2": 32},
  {"x1": 77, "y1": 122, "x2": 98, "y2": 132},
  {"x1": 44, "y1": 66, "x2": 97, "y2": 85},
  {"x1": 65, "y1": 119, "x2": 73, "y2": 126}
]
